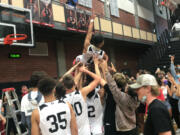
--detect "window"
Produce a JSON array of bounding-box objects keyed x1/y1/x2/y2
[
  {"x1": 110, "y1": 0, "x2": 119, "y2": 17},
  {"x1": 78, "y1": 0, "x2": 92, "y2": 8}
]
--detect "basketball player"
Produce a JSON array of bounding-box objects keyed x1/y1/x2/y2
[
  {"x1": 87, "y1": 86, "x2": 104, "y2": 135},
  {"x1": 41, "y1": 3, "x2": 52, "y2": 23},
  {"x1": 86, "y1": 57, "x2": 105, "y2": 135},
  {"x1": 62, "y1": 66, "x2": 100, "y2": 135},
  {"x1": 31, "y1": 77, "x2": 78, "y2": 135},
  {"x1": 75, "y1": 13, "x2": 108, "y2": 64}
]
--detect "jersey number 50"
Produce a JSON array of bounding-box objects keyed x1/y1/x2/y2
[{"x1": 47, "y1": 111, "x2": 67, "y2": 133}]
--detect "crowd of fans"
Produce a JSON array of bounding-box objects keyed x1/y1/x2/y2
[{"x1": 0, "y1": 13, "x2": 180, "y2": 135}]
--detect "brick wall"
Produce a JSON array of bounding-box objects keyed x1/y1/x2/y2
[
  {"x1": 139, "y1": 17, "x2": 154, "y2": 32},
  {"x1": 0, "y1": 40, "x2": 57, "y2": 83},
  {"x1": 62, "y1": 36, "x2": 147, "y2": 76},
  {"x1": 111, "y1": 9, "x2": 136, "y2": 27},
  {"x1": 156, "y1": 16, "x2": 168, "y2": 35},
  {"x1": 61, "y1": 0, "x2": 155, "y2": 31},
  {"x1": 63, "y1": 38, "x2": 84, "y2": 70},
  {"x1": 113, "y1": 43, "x2": 148, "y2": 76}
]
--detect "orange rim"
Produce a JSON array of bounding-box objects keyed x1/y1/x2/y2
[{"x1": 4, "y1": 34, "x2": 27, "y2": 45}]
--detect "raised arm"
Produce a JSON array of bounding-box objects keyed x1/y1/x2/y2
[
  {"x1": 94, "y1": 56, "x2": 106, "y2": 86},
  {"x1": 59, "y1": 62, "x2": 81, "y2": 81},
  {"x1": 74, "y1": 70, "x2": 83, "y2": 89},
  {"x1": 83, "y1": 14, "x2": 96, "y2": 53},
  {"x1": 101, "y1": 60, "x2": 132, "y2": 105},
  {"x1": 170, "y1": 56, "x2": 177, "y2": 79},
  {"x1": 79, "y1": 66, "x2": 100, "y2": 100}
]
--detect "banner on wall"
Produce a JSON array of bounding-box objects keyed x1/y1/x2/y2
[
  {"x1": 24, "y1": 0, "x2": 40, "y2": 24},
  {"x1": 39, "y1": 0, "x2": 54, "y2": 27},
  {"x1": 85, "y1": 10, "x2": 91, "y2": 31},
  {"x1": 76, "y1": 9, "x2": 86, "y2": 32},
  {"x1": 65, "y1": 4, "x2": 77, "y2": 31}
]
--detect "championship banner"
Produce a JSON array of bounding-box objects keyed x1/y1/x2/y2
[
  {"x1": 24, "y1": 0, "x2": 40, "y2": 24},
  {"x1": 65, "y1": 4, "x2": 77, "y2": 31},
  {"x1": 85, "y1": 10, "x2": 91, "y2": 32},
  {"x1": 76, "y1": 9, "x2": 86, "y2": 33},
  {"x1": 39, "y1": 0, "x2": 54, "y2": 27}
]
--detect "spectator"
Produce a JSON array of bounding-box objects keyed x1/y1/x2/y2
[
  {"x1": 21, "y1": 85, "x2": 29, "y2": 97},
  {"x1": 130, "y1": 74, "x2": 175, "y2": 135},
  {"x1": 102, "y1": 60, "x2": 139, "y2": 135},
  {"x1": 170, "y1": 55, "x2": 180, "y2": 133},
  {"x1": 21, "y1": 71, "x2": 47, "y2": 135},
  {"x1": 157, "y1": 76, "x2": 172, "y2": 116}
]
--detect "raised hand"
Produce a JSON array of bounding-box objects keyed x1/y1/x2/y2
[
  {"x1": 167, "y1": 72, "x2": 175, "y2": 84},
  {"x1": 79, "y1": 65, "x2": 88, "y2": 73},
  {"x1": 93, "y1": 55, "x2": 99, "y2": 65},
  {"x1": 170, "y1": 55, "x2": 175, "y2": 62},
  {"x1": 111, "y1": 62, "x2": 117, "y2": 73},
  {"x1": 91, "y1": 9, "x2": 96, "y2": 19},
  {"x1": 101, "y1": 60, "x2": 108, "y2": 72},
  {"x1": 155, "y1": 67, "x2": 160, "y2": 74}
]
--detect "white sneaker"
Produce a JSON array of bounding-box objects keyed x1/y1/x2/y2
[{"x1": 176, "y1": 128, "x2": 180, "y2": 133}]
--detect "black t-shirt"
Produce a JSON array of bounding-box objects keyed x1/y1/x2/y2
[
  {"x1": 103, "y1": 84, "x2": 116, "y2": 135},
  {"x1": 144, "y1": 99, "x2": 175, "y2": 135}
]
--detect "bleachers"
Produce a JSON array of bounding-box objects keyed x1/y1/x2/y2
[{"x1": 138, "y1": 27, "x2": 180, "y2": 73}]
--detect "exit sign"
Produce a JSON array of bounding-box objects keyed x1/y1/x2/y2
[{"x1": 9, "y1": 53, "x2": 21, "y2": 58}]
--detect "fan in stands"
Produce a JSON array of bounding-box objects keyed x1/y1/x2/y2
[{"x1": 3, "y1": 34, "x2": 27, "y2": 45}]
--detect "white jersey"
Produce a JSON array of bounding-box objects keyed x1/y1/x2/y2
[
  {"x1": 76, "y1": 44, "x2": 105, "y2": 64},
  {"x1": 64, "y1": 90, "x2": 91, "y2": 135},
  {"x1": 21, "y1": 91, "x2": 44, "y2": 116},
  {"x1": 87, "y1": 93, "x2": 104, "y2": 135},
  {"x1": 38, "y1": 100, "x2": 71, "y2": 135}
]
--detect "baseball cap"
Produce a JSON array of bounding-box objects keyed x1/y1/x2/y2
[{"x1": 129, "y1": 74, "x2": 158, "y2": 89}]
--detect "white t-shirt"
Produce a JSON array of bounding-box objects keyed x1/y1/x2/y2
[
  {"x1": 172, "y1": 22, "x2": 180, "y2": 31},
  {"x1": 38, "y1": 100, "x2": 71, "y2": 135},
  {"x1": 87, "y1": 93, "x2": 104, "y2": 134},
  {"x1": 161, "y1": 86, "x2": 168, "y2": 100},
  {"x1": 21, "y1": 91, "x2": 44, "y2": 116},
  {"x1": 63, "y1": 90, "x2": 91, "y2": 135}
]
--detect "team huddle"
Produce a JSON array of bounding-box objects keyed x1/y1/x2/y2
[{"x1": 21, "y1": 14, "x2": 107, "y2": 135}]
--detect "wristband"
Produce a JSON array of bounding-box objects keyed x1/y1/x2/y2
[{"x1": 90, "y1": 19, "x2": 94, "y2": 23}]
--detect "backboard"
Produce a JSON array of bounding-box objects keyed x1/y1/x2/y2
[{"x1": 0, "y1": 3, "x2": 34, "y2": 46}]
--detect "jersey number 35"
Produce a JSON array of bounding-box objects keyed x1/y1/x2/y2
[{"x1": 47, "y1": 111, "x2": 67, "y2": 133}]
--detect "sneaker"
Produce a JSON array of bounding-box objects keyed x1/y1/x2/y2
[{"x1": 176, "y1": 128, "x2": 180, "y2": 133}]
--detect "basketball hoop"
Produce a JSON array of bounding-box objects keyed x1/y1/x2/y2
[{"x1": 4, "y1": 34, "x2": 27, "y2": 45}]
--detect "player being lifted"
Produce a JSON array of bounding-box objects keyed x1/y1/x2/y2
[
  {"x1": 61, "y1": 65, "x2": 100, "y2": 135},
  {"x1": 75, "y1": 12, "x2": 108, "y2": 64},
  {"x1": 31, "y1": 77, "x2": 78, "y2": 135}
]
